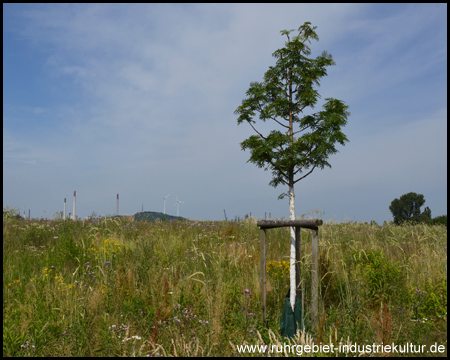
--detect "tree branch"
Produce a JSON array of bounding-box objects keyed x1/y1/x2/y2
[
  {"x1": 274, "y1": 82, "x2": 285, "y2": 91},
  {"x1": 291, "y1": 104, "x2": 308, "y2": 116},
  {"x1": 249, "y1": 121, "x2": 266, "y2": 140},
  {"x1": 293, "y1": 142, "x2": 315, "y2": 176},
  {"x1": 293, "y1": 164, "x2": 316, "y2": 183},
  {"x1": 270, "y1": 116, "x2": 290, "y2": 129},
  {"x1": 268, "y1": 159, "x2": 289, "y2": 183},
  {"x1": 292, "y1": 114, "x2": 319, "y2": 135},
  {"x1": 292, "y1": 127, "x2": 309, "y2": 135},
  {"x1": 253, "y1": 97, "x2": 289, "y2": 130}
]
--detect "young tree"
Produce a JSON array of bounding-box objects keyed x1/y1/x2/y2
[{"x1": 235, "y1": 22, "x2": 350, "y2": 311}]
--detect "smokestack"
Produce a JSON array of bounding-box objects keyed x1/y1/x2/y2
[
  {"x1": 28, "y1": 209, "x2": 30, "y2": 220},
  {"x1": 63, "y1": 198, "x2": 66, "y2": 220},
  {"x1": 73, "y1": 191, "x2": 76, "y2": 220},
  {"x1": 116, "y1": 194, "x2": 119, "y2": 216}
]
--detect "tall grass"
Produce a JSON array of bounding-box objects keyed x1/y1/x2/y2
[{"x1": 3, "y1": 212, "x2": 447, "y2": 356}]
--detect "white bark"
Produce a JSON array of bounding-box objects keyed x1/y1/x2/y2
[{"x1": 289, "y1": 184, "x2": 296, "y2": 311}]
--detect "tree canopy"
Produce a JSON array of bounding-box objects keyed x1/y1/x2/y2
[
  {"x1": 235, "y1": 22, "x2": 350, "y2": 198},
  {"x1": 389, "y1": 192, "x2": 431, "y2": 225}
]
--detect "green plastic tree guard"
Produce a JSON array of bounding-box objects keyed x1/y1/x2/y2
[{"x1": 280, "y1": 289, "x2": 303, "y2": 339}]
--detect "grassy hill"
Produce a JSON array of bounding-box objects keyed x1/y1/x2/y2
[{"x1": 133, "y1": 210, "x2": 186, "y2": 221}]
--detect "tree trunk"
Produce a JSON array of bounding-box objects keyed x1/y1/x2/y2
[
  {"x1": 289, "y1": 183, "x2": 296, "y2": 311},
  {"x1": 288, "y1": 78, "x2": 296, "y2": 311}
]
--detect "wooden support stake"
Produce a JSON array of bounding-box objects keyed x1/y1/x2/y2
[
  {"x1": 257, "y1": 219, "x2": 322, "y2": 330},
  {"x1": 260, "y1": 228, "x2": 267, "y2": 324},
  {"x1": 311, "y1": 228, "x2": 319, "y2": 331}
]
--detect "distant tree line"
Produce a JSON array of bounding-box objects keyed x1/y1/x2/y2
[{"x1": 389, "y1": 192, "x2": 447, "y2": 226}]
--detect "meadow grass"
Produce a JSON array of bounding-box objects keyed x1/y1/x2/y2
[{"x1": 3, "y1": 214, "x2": 447, "y2": 357}]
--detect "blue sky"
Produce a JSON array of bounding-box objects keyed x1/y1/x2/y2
[{"x1": 3, "y1": 3, "x2": 447, "y2": 223}]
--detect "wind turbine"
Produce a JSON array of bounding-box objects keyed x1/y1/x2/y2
[
  {"x1": 161, "y1": 194, "x2": 170, "y2": 214},
  {"x1": 174, "y1": 196, "x2": 184, "y2": 217}
]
